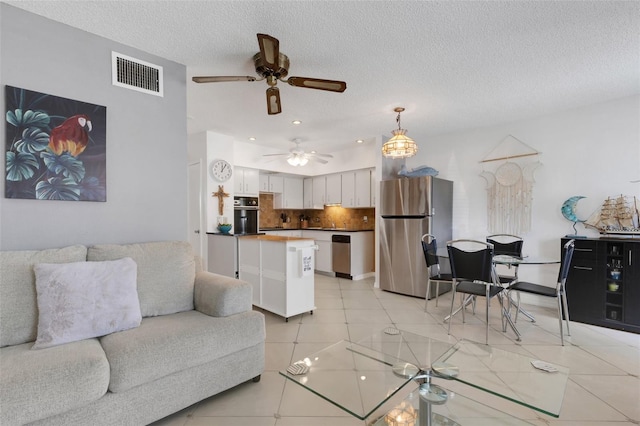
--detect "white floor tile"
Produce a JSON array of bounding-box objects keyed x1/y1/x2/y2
[{"x1": 152, "y1": 273, "x2": 640, "y2": 426}]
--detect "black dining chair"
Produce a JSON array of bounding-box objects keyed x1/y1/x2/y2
[
  {"x1": 421, "y1": 234, "x2": 453, "y2": 312},
  {"x1": 506, "y1": 239, "x2": 575, "y2": 345},
  {"x1": 446, "y1": 240, "x2": 509, "y2": 344},
  {"x1": 486, "y1": 234, "x2": 524, "y2": 285}
]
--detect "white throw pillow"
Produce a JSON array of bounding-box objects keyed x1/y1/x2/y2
[{"x1": 32, "y1": 257, "x2": 141, "y2": 349}]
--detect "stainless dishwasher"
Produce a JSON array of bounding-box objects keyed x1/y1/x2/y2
[{"x1": 331, "y1": 235, "x2": 351, "y2": 279}]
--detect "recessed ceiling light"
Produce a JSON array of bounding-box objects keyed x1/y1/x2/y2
[
  {"x1": 356, "y1": 139, "x2": 364, "y2": 144},
  {"x1": 248, "y1": 137, "x2": 256, "y2": 141},
  {"x1": 292, "y1": 120, "x2": 302, "y2": 125}
]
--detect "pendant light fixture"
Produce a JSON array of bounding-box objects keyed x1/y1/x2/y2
[{"x1": 382, "y1": 107, "x2": 418, "y2": 158}]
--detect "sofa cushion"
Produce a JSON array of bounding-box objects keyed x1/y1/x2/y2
[
  {"x1": 100, "y1": 309, "x2": 265, "y2": 393},
  {"x1": 0, "y1": 338, "x2": 109, "y2": 425},
  {"x1": 32, "y1": 257, "x2": 142, "y2": 349},
  {"x1": 0, "y1": 245, "x2": 88, "y2": 348},
  {"x1": 87, "y1": 241, "x2": 195, "y2": 317}
]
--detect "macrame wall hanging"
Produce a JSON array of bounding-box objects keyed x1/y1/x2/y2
[{"x1": 480, "y1": 135, "x2": 541, "y2": 235}]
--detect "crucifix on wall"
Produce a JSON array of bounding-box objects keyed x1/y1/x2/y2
[{"x1": 212, "y1": 185, "x2": 229, "y2": 216}]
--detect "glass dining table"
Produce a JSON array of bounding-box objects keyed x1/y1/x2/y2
[
  {"x1": 492, "y1": 254, "x2": 561, "y2": 323},
  {"x1": 436, "y1": 248, "x2": 560, "y2": 339},
  {"x1": 280, "y1": 328, "x2": 569, "y2": 426}
]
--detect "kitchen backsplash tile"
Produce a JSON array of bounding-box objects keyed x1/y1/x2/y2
[{"x1": 259, "y1": 193, "x2": 375, "y2": 230}]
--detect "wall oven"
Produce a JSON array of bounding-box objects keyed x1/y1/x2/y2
[{"x1": 233, "y1": 197, "x2": 259, "y2": 235}]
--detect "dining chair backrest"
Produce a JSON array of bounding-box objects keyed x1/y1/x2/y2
[
  {"x1": 486, "y1": 234, "x2": 523, "y2": 257},
  {"x1": 447, "y1": 240, "x2": 495, "y2": 283},
  {"x1": 557, "y1": 239, "x2": 576, "y2": 285},
  {"x1": 421, "y1": 234, "x2": 439, "y2": 269}
]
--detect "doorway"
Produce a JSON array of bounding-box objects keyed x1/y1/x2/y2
[{"x1": 188, "y1": 161, "x2": 204, "y2": 264}]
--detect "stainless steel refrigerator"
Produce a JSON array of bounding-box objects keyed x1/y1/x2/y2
[{"x1": 379, "y1": 176, "x2": 453, "y2": 297}]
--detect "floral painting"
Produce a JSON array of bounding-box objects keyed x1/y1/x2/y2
[{"x1": 5, "y1": 85, "x2": 107, "y2": 201}]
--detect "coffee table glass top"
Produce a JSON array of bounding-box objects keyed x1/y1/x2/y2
[
  {"x1": 279, "y1": 328, "x2": 569, "y2": 420},
  {"x1": 430, "y1": 340, "x2": 569, "y2": 418}
]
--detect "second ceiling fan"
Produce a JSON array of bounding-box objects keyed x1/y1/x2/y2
[
  {"x1": 263, "y1": 139, "x2": 333, "y2": 166},
  {"x1": 192, "y1": 33, "x2": 347, "y2": 115}
]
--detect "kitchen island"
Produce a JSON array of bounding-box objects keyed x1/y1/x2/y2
[{"x1": 237, "y1": 234, "x2": 316, "y2": 321}]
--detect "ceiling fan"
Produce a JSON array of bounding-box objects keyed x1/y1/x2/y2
[
  {"x1": 263, "y1": 140, "x2": 333, "y2": 166},
  {"x1": 192, "y1": 33, "x2": 347, "y2": 115}
]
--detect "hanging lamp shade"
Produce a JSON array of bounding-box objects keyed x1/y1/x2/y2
[
  {"x1": 382, "y1": 107, "x2": 418, "y2": 158},
  {"x1": 382, "y1": 129, "x2": 418, "y2": 158}
]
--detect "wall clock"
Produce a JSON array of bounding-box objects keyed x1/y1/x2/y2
[{"x1": 210, "y1": 159, "x2": 232, "y2": 182}]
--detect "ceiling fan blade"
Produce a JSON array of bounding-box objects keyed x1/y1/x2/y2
[
  {"x1": 286, "y1": 77, "x2": 347, "y2": 92},
  {"x1": 310, "y1": 153, "x2": 334, "y2": 158},
  {"x1": 266, "y1": 87, "x2": 282, "y2": 115},
  {"x1": 257, "y1": 33, "x2": 280, "y2": 71},
  {"x1": 192, "y1": 76, "x2": 257, "y2": 83},
  {"x1": 262, "y1": 153, "x2": 289, "y2": 157},
  {"x1": 309, "y1": 157, "x2": 329, "y2": 164}
]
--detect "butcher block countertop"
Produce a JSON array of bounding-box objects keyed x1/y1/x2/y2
[{"x1": 237, "y1": 234, "x2": 314, "y2": 242}]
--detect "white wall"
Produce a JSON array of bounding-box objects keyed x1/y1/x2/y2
[
  {"x1": 0, "y1": 5, "x2": 188, "y2": 250},
  {"x1": 405, "y1": 95, "x2": 640, "y2": 288},
  {"x1": 188, "y1": 131, "x2": 236, "y2": 234}
]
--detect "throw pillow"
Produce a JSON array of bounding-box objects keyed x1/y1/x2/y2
[{"x1": 32, "y1": 257, "x2": 141, "y2": 349}]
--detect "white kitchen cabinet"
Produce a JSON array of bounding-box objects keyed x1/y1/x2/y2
[
  {"x1": 303, "y1": 178, "x2": 314, "y2": 209},
  {"x1": 238, "y1": 235, "x2": 315, "y2": 321},
  {"x1": 342, "y1": 169, "x2": 371, "y2": 208},
  {"x1": 259, "y1": 174, "x2": 284, "y2": 193},
  {"x1": 325, "y1": 174, "x2": 342, "y2": 204},
  {"x1": 234, "y1": 167, "x2": 259, "y2": 196},
  {"x1": 274, "y1": 177, "x2": 303, "y2": 209},
  {"x1": 312, "y1": 176, "x2": 326, "y2": 208},
  {"x1": 341, "y1": 172, "x2": 356, "y2": 208},
  {"x1": 354, "y1": 169, "x2": 372, "y2": 207},
  {"x1": 268, "y1": 175, "x2": 284, "y2": 193},
  {"x1": 315, "y1": 240, "x2": 332, "y2": 273},
  {"x1": 259, "y1": 174, "x2": 269, "y2": 192},
  {"x1": 301, "y1": 230, "x2": 332, "y2": 273}
]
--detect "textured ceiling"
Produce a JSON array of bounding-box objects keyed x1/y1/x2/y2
[{"x1": 6, "y1": 1, "x2": 640, "y2": 154}]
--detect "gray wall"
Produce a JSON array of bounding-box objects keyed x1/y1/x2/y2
[{"x1": 0, "y1": 4, "x2": 187, "y2": 250}]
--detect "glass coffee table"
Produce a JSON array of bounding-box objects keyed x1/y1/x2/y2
[{"x1": 279, "y1": 328, "x2": 569, "y2": 425}]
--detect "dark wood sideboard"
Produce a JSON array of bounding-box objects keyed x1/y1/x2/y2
[{"x1": 562, "y1": 237, "x2": 640, "y2": 334}]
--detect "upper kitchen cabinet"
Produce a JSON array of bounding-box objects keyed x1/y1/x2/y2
[
  {"x1": 341, "y1": 169, "x2": 372, "y2": 208},
  {"x1": 312, "y1": 176, "x2": 326, "y2": 208},
  {"x1": 274, "y1": 177, "x2": 304, "y2": 209},
  {"x1": 259, "y1": 174, "x2": 284, "y2": 193},
  {"x1": 303, "y1": 178, "x2": 314, "y2": 209},
  {"x1": 325, "y1": 174, "x2": 342, "y2": 205},
  {"x1": 234, "y1": 167, "x2": 259, "y2": 196},
  {"x1": 341, "y1": 172, "x2": 355, "y2": 208}
]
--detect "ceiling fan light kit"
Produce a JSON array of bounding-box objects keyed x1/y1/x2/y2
[
  {"x1": 263, "y1": 139, "x2": 333, "y2": 166},
  {"x1": 287, "y1": 154, "x2": 309, "y2": 167},
  {"x1": 382, "y1": 107, "x2": 418, "y2": 159},
  {"x1": 192, "y1": 33, "x2": 347, "y2": 115}
]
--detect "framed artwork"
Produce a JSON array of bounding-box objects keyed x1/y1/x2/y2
[{"x1": 5, "y1": 85, "x2": 107, "y2": 201}]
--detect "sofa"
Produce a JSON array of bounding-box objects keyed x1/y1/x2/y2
[{"x1": 0, "y1": 241, "x2": 266, "y2": 425}]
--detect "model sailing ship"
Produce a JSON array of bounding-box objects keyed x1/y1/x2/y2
[{"x1": 584, "y1": 195, "x2": 640, "y2": 236}]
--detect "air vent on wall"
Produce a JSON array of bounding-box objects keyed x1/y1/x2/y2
[{"x1": 112, "y1": 52, "x2": 163, "y2": 97}]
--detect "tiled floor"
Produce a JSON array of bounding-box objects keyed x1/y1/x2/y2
[{"x1": 152, "y1": 274, "x2": 640, "y2": 426}]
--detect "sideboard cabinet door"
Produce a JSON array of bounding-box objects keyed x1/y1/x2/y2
[{"x1": 563, "y1": 238, "x2": 603, "y2": 323}]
